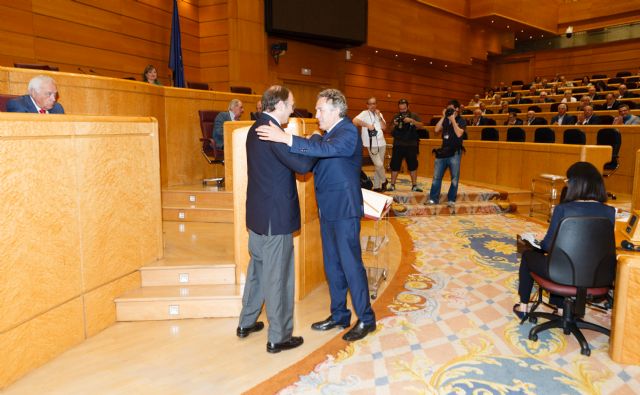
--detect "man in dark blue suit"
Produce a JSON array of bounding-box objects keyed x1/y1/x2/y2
[
  {"x1": 257, "y1": 89, "x2": 376, "y2": 342},
  {"x1": 238, "y1": 86, "x2": 317, "y2": 353},
  {"x1": 213, "y1": 99, "x2": 243, "y2": 149},
  {"x1": 6, "y1": 75, "x2": 65, "y2": 114}
]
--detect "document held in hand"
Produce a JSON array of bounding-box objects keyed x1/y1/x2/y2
[{"x1": 362, "y1": 188, "x2": 393, "y2": 219}]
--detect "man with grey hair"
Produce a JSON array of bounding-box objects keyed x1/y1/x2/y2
[
  {"x1": 7, "y1": 75, "x2": 65, "y2": 114},
  {"x1": 256, "y1": 88, "x2": 377, "y2": 342},
  {"x1": 213, "y1": 98, "x2": 244, "y2": 149}
]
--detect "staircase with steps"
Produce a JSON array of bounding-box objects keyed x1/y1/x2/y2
[
  {"x1": 115, "y1": 186, "x2": 241, "y2": 321},
  {"x1": 387, "y1": 188, "x2": 521, "y2": 217}
]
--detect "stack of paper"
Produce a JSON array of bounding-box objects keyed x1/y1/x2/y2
[{"x1": 362, "y1": 188, "x2": 393, "y2": 219}]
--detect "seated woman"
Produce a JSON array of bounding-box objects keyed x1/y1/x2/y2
[
  {"x1": 142, "y1": 65, "x2": 162, "y2": 85},
  {"x1": 513, "y1": 161, "x2": 616, "y2": 318}
]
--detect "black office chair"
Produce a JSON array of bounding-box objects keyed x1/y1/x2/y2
[
  {"x1": 616, "y1": 71, "x2": 632, "y2": 77},
  {"x1": 429, "y1": 117, "x2": 441, "y2": 126},
  {"x1": 506, "y1": 127, "x2": 526, "y2": 142},
  {"x1": 511, "y1": 80, "x2": 524, "y2": 86},
  {"x1": 562, "y1": 128, "x2": 586, "y2": 145},
  {"x1": 597, "y1": 115, "x2": 614, "y2": 125},
  {"x1": 0, "y1": 94, "x2": 19, "y2": 112},
  {"x1": 230, "y1": 86, "x2": 252, "y2": 94},
  {"x1": 550, "y1": 102, "x2": 560, "y2": 113},
  {"x1": 591, "y1": 74, "x2": 607, "y2": 79},
  {"x1": 528, "y1": 105, "x2": 542, "y2": 113},
  {"x1": 198, "y1": 110, "x2": 224, "y2": 186},
  {"x1": 597, "y1": 128, "x2": 621, "y2": 199},
  {"x1": 534, "y1": 127, "x2": 555, "y2": 143},
  {"x1": 522, "y1": 217, "x2": 616, "y2": 356},
  {"x1": 607, "y1": 77, "x2": 624, "y2": 85},
  {"x1": 481, "y1": 127, "x2": 499, "y2": 141},
  {"x1": 486, "y1": 118, "x2": 497, "y2": 126},
  {"x1": 188, "y1": 81, "x2": 209, "y2": 90}
]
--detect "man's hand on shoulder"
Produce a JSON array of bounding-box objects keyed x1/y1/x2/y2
[{"x1": 256, "y1": 121, "x2": 293, "y2": 146}]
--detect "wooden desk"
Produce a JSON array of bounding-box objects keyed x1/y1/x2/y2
[
  {"x1": 611, "y1": 224, "x2": 640, "y2": 364},
  {"x1": 458, "y1": 125, "x2": 640, "y2": 195}
]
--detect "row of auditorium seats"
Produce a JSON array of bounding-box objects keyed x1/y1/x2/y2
[{"x1": 510, "y1": 72, "x2": 638, "y2": 87}]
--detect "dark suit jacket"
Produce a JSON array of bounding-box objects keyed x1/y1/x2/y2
[
  {"x1": 471, "y1": 117, "x2": 492, "y2": 126},
  {"x1": 245, "y1": 113, "x2": 317, "y2": 235},
  {"x1": 599, "y1": 101, "x2": 621, "y2": 111},
  {"x1": 504, "y1": 118, "x2": 523, "y2": 126},
  {"x1": 526, "y1": 117, "x2": 548, "y2": 125},
  {"x1": 6, "y1": 95, "x2": 65, "y2": 114},
  {"x1": 580, "y1": 115, "x2": 600, "y2": 125},
  {"x1": 213, "y1": 111, "x2": 232, "y2": 149},
  {"x1": 289, "y1": 117, "x2": 363, "y2": 221},
  {"x1": 551, "y1": 114, "x2": 577, "y2": 125}
]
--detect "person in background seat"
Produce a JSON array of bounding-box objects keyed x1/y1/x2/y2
[{"x1": 6, "y1": 75, "x2": 64, "y2": 114}]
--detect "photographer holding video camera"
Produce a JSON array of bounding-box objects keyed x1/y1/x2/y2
[
  {"x1": 354, "y1": 97, "x2": 388, "y2": 192},
  {"x1": 387, "y1": 98, "x2": 424, "y2": 192},
  {"x1": 427, "y1": 99, "x2": 466, "y2": 207}
]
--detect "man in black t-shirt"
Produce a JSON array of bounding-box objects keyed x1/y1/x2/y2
[
  {"x1": 387, "y1": 98, "x2": 424, "y2": 192},
  {"x1": 427, "y1": 99, "x2": 466, "y2": 206}
]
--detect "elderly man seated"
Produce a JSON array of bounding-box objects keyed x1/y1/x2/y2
[{"x1": 6, "y1": 75, "x2": 65, "y2": 114}]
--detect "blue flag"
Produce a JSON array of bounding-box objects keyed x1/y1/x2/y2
[{"x1": 169, "y1": 0, "x2": 185, "y2": 88}]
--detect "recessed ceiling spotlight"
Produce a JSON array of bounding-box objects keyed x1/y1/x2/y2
[
  {"x1": 491, "y1": 20, "x2": 494, "y2": 23},
  {"x1": 521, "y1": 29, "x2": 524, "y2": 32},
  {"x1": 413, "y1": 58, "x2": 416, "y2": 61},
  {"x1": 375, "y1": 50, "x2": 378, "y2": 53},
  {"x1": 507, "y1": 25, "x2": 510, "y2": 29},
  {"x1": 515, "y1": 37, "x2": 518, "y2": 41},
  {"x1": 394, "y1": 54, "x2": 398, "y2": 57},
  {"x1": 444, "y1": 64, "x2": 448, "y2": 68},
  {"x1": 429, "y1": 61, "x2": 433, "y2": 64},
  {"x1": 529, "y1": 35, "x2": 533, "y2": 39},
  {"x1": 541, "y1": 34, "x2": 544, "y2": 37}
]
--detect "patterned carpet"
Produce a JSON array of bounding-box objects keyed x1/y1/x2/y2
[{"x1": 274, "y1": 214, "x2": 640, "y2": 394}]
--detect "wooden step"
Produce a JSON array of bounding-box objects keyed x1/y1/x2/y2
[
  {"x1": 115, "y1": 284, "x2": 242, "y2": 321},
  {"x1": 163, "y1": 207, "x2": 233, "y2": 223},
  {"x1": 162, "y1": 221, "x2": 235, "y2": 267},
  {"x1": 389, "y1": 200, "x2": 516, "y2": 217},
  {"x1": 140, "y1": 259, "x2": 236, "y2": 286},
  {"x1": 162, "y1": 189, "x2": 233, "y2": 209}
]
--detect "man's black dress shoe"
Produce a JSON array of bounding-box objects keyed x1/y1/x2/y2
[
  {"x1": 311, "y1": 316, "x2": 350, "y2": 331},
  {"x1": 342, "y1": 320, "x2": 376, "y2": 341},
  {"x1": 236, "y1": 321, "x2": 264, "y2": 338},
  {"x1": 266, "y1": 336, "x2": 304, "y2": 353}
]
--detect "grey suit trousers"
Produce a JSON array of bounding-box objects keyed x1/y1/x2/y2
[{"x1": 238, "y1": 229, "x2": 294, "y2": 343}]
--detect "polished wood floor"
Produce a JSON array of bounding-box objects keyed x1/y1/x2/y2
[{"x1": 2, "y1": 220, "x2": 402, "y2": 395}]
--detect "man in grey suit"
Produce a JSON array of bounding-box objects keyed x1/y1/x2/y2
[
  {"x1": 6, "y1": 75, "x2": 65, "y2": 114},
  {"x1": 213, "y1": 99, "x2": 243, "y2": 149},
  {"x1": 237, "y1": 86, "x2": 318, "y2": 353}
]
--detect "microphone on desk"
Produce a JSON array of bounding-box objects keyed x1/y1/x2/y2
[
  {"x1": 77, "y1": 67, "x2": 88, "y2": 74},
  {"x1": 89, "y1": 69, "x2": 99, "y2": 75},
  {"x1": 621, "y1": 239, "x2": 640, "y2": 251}
]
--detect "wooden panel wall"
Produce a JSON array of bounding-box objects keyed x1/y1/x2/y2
[
  {"x1": 0, "y1": 114, "x2": 162, "y2": 389},
  {"x1": 368, "y1": 0, "x2": 509, "y2": 65},
  {"x1": 0, "y1": 0, "x2": 201, "y2": 85},
  {"x1": 344, "y1": 48, "x2": 489, "y2": 123},
  {"x1": 0, "y1": 66, "x2": 259, "y2": 187},
  {"x1": 558, "y1": 1, "x2": 640, "y2": 32},
  {"x1": 492, "y1": 39, "x2": 640, "y2": 84},
  {"x1": 199, "y1": 0, "x2": 230, "y2": 90},
  {"x1": 468, "y1": 0, "x2": 558, "y2": 32}
]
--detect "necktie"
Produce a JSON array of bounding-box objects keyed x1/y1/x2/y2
[{"x1": 39, "y1": 109, "x2": 46, "y2": 114}]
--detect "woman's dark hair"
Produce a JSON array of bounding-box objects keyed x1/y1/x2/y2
[
  {"x1": 563, "y1": 161, "x2": 607, "y2": 203},
  {"x1": 142, "y1": 65, "x2": 156, "y2": 82}
]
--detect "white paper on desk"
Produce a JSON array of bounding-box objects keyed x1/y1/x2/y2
[
  {"x1": 362, "y1": 188, "x2": 393, "y2": 219},
  {"x1": 521, "y1": 232, "x2": 542, "y2": 249}
]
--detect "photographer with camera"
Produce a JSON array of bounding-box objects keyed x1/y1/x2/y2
[
  {"x1": 354, "y1": 97, "x2": 388, "y2": 192},
  {"x1": 387, "y1": 98, "x2": 424, "y2": 192},
  {"x1": 427, "y1": 99, "x2": 466, "y2": 207}
]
